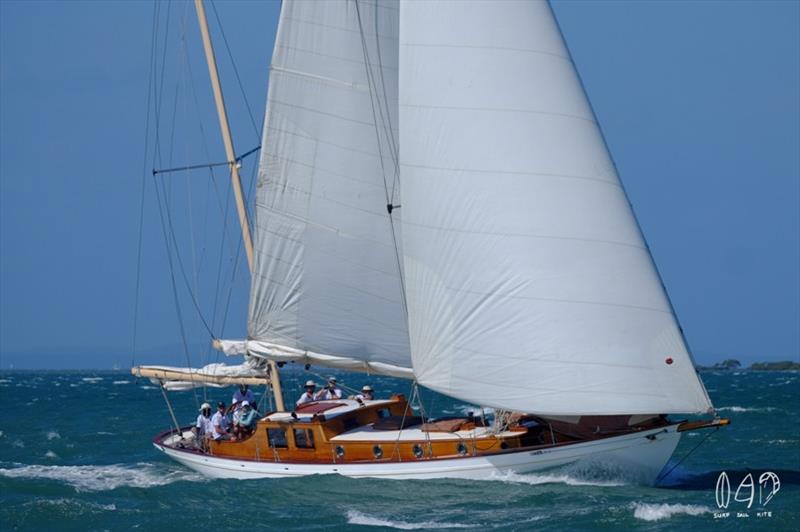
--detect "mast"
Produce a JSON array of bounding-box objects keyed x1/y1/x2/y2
[{"x1": 194, "y1": 0, "x2": 285, "y2": 411}]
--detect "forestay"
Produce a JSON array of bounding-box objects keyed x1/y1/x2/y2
[
  {"x1": 397, "y1": 0, "x2": 713, "y2": 415},
  {"x1": 247, "y1": 0, "x2": 411, "y2": 377}
]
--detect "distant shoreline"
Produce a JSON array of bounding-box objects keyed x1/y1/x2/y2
[{"x1": 695, "y1": 359, "x2": 800, "y2": 372}]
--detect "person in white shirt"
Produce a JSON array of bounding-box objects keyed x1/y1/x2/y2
[
  {"x1": 193, "y1": 403, "x2": 213, "y2": 442},
  {"x1": 296, "y1": 380, "x2": 317, "y2": 407},
  {"x1": 314, "y1": 376, "x2": 343, "y2": 401},
  {"x1": 231, "y1": 384, "x2": 255, "y2": 409},
  {"x1": 355, "y1": 385, "x2": 374, "y2": 401},
  {"x1": 210, "y1": 401, "x2": 231, "y2": 440}
]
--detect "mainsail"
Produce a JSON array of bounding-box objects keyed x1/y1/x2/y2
[
  {"x1": 246, "y1": 0, "x2": 411, "y2": 377},
  {"x1": 398, "y1": 0, "x2": 712, "y2": 415},
  {"x1": 224, "y1": 0, "x2": 712, "y2": 415}
]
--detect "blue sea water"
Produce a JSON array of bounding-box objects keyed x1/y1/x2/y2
[{"x1": 0, "y1": 369, "x2": 797, "y2": 531}]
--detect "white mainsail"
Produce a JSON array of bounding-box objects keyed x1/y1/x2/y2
[
  {"x1": 246, "y1": 0, "x2": 411, "y2": 377},
  {"x1": 398, "y1": 0, "x2": 712, "y2": 415}
]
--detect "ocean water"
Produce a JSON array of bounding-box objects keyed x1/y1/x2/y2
[{"x1": 0, "y1": 369, "x2": 797, "y2": 531}]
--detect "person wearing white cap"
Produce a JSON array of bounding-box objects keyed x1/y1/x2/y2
[
  {"x1": 192, "y1": 402, "x2": 213, "y2": 440},
  {"x1": 355, "y1": 385, "x2": 374, "y2": 401},
  {"x1": 314, "y1": 376, "x2": 342, "y2": 401},
  {"x1": 296, "y1": 380, "x2": 317, "y2": 407}
]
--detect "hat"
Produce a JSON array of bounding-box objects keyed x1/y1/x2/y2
[
  {"x1": 199, "y1": 402, "x2": 211, "y2": 411},
  {"x1": 328, "y1": 376, "x2": 337, "y2": 382},
  {"x1": 241, "y1": 400, "x2": 250, "y2": 408},
  {"x1": 361, "y1": 385, "x2": 373, "y2": 392},
  {"x1": 217, "y1": 401, "x2": 225, "y2": 408},
  {"x1": 305, "y1": 380, "x2": 316, "y2": 387}
]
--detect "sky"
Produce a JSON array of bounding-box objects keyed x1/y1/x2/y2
[{"x1": 0, "y1": 0, "x2": 798, "y2": 369}]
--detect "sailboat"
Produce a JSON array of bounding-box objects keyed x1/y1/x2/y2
[{"x1": 133, "y1": 0, "x2": 728, "y2": 483}]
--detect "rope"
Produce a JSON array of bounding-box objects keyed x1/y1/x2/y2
[
  {"x1": 656, "y1": 427, "x2": 719, "y2": 484},
  {"x1": 160, "y1": 383, "x2": 183, "y2": 436}
]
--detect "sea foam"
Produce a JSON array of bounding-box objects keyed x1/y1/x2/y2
[
  {"x1": 346, "y1": 510, "x2": 473, "y2": 529},
  {"x1": 487, "y1": 470, "x2": 625, "y2": 487},
  {"x1": 632, "y1": 502, "x2": 709, "y2": 521},
  {"x1": 0, "y1": 462, "x2": 205, "y2": 492}
]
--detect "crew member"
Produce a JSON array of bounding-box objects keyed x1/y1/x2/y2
[
  {"x1": 193, "y1": 402, "x2": 213, "y2": 440},
  {"x1": 314, "y1": 376, "x2": 342, "y2": 400},
  {"x1": 296, "y1": 380, "x2": 317, "y2": 407},
  {"x1": 356, "y1": 385, "x2": 374, "y2": 401},
  {"x1": 211, "y1": 401, "x2": 230, "y2": 440}
]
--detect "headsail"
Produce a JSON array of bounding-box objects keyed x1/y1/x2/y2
[
  {"x1": 247, "y1": 0, "x2": 411, "y2": 377},
  {"x1": 397, "y1": 0, "x2": 713, "y2": 415}
]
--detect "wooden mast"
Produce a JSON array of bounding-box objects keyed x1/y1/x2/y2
[{"x1": 194, "y1": 0, "x2": 285, "y2": 411}]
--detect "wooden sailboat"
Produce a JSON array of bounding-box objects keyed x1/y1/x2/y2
[{"x1": 133, "y1": 0, "x2": 727, "y2": 484}]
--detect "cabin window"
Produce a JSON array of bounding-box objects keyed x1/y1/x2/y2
[
  {"x1": 267, "y1": 428, "x2": 288, "y2": 448},
  {"x1": 293, "y1": 428, "x2": 315, "y2": 449},
  {"x1": 412, "y1": 444, "x2": 424, "y2": 459},
  {"x1": 457, "y1": 442, "x2": 468, "y2": 456},
  {"x1": 372, "y1": 445, "x2": 383, "y2": 459},
  {"x1": 335, "y1": 445, "x2": 345, "y2": 458},
  {"x1": 377, "y1": 408, "x2": 390, "y2": 419}
]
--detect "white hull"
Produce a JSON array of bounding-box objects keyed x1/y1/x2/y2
[{"x1": 155, "y1": 424, "x2": 681, "y2": 485}]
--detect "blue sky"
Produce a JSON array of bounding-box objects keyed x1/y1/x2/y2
[{"x1": 1, "y1": 0, "x2": 798, "y2": 369}]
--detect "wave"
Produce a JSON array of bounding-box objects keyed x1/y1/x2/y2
[
  {"x1": 113, "y1": 380, "x2": 130, "y2": 385},
  {"x1": 0, "y1": 462, "x2": 205, "y2": 491},
  {"x1": 716, "y1": 406, "x2": 778, "y2": 413},
  {"x1": 631, "y1": 502, "x2": 710, "y2": 521},
  {"x1": 346, "y1": 510, "x2": 473, "y2": 530},
  {"x1": 46, "y1": 430, "x2": 60, "y2": 440},
  {"x1": 487, "y1": 470, "x2": 625, "y2": 487},
  {"x1": 45, "y1": 450, "x2": 59, "y2": 459},
  {"x1": 81, "y1": 377, "x2": 103, "y2": 383}
]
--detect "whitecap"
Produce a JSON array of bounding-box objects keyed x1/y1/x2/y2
[
  {"x1": 82, "y1": 377, "x2": 103, "y2": 383},
  {"x1": 0, "y1": 430, "x2": 4, "y2": 437},
  {"x1": 346, "y1": 510, "x2": 473, "y2": 530},
  {"x1": 632, "y1": 502, "x2": 709, "y2": 521},
  {"x1": 12, "y1": 439, "x2": 24, "y2": 448},
  {"x1": 717, "y1": 406, "x2": 778, "y2": 413},
  {"x1": 0, "y1": 462, "x2": 205, "y2": 491},
  {"x1": 487, "y1": 470, "x2": 625, "y2": 487},
  {"x1": 113, "y1": 380, "x2": 130, "y2": 385},
  {"x1": 0, "y1": 379, "x2": 11, "y2": 384},
  {"x1": 45, "y1": 450, "x2": 59, "y2": 459},
  {"x1": 46, "y1": 430, "x2": 60, "y2": 440},
  {"x1": 140, "y1": 385, "x2": 157, "y2": 390}
]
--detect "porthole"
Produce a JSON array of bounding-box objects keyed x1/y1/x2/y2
[
  {"x1": 500, "y1": 441, "x2": 509, "y2": 450},
  {"x1": 457, "y1": 442, "x2": 468, "y2": 456},
  {"x1": 335, "y1": 445, "x2": 345, "y2": 458},
  {"x1": 373, "y1": 445, "x2": 384, "y2": 459},
  {"x1": 412, "y1": 444, "x2": 424, "y2": 459}
]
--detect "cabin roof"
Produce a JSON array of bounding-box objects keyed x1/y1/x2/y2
[{"x1": 263, "y1": 399, "x2": 394, "y2": 423}]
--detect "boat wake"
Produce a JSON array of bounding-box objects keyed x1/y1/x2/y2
[
  {"x1": 486, "y1": 470, "x2": 626, "y2": 487},
  {"x1": 346, "y1": 510, "x2": 473, "y2": 529},
  {"x1": 0, "y1": 462, "x2": 205, "y2": 491},
  {"x1": 631, "y1": 502, "x2": 710, "y2": 521}
]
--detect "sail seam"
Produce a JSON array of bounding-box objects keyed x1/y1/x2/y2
[
  {"x1": 399, "y1": 162, "x2": 621, "y2": 187},
  {"x1": 275, "y1": 43, "x2": 399, "y2": 72},
  {"x1": 271, "y1": 64, "x2": 369, "y2": 91},
  {"x1": 399, "y1": 103, "x2": 596, "y2": 125},
  {"x1": 400, "y1": 42, "x2": 571, "y2": 63},
  {"x1": 406, "y1": 284, "x2": 673, "y2": 316},
  {"x1": 267, "y1": 98, "x2": 376, "y2": 127},
  {"x1": 283, "y1": 16, "x2": 399, "y2": 40},
  {"x1": 403, "y1": 221, "x2": 645, "y2": 251}
]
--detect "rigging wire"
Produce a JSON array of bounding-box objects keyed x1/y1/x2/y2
[
  {"x1": 131, "y1": 0, "x2": 160, "y2": 368},
  {"x1": 354, "y1": 0, "x2": 408, "y2": 315},
  {"x1": 209, "y1": 0, "x2": 261, "y2": 142},
  {"x1": 150, "y1": 0, "x2": 201, "y2": 406}
]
